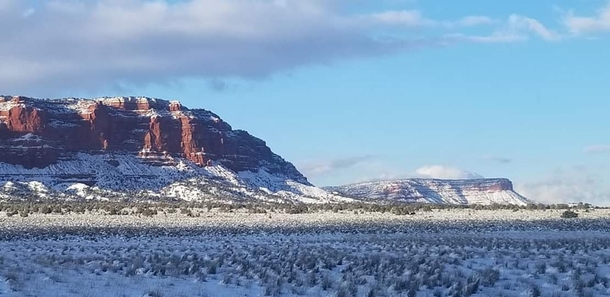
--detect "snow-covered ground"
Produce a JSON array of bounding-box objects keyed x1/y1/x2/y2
[{"x1": 1, "y1": 209, "x2": 610, "y2": 296}]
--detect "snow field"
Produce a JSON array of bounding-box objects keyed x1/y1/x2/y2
[{"x1": 0, "y1": 209, "x2": 610, "y2": 296}]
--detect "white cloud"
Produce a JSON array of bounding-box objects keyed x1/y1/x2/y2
[
  {"x1": 445, "y1": 32, "x2": 527, "y2": 44},
  {"x1": 583, "y1": 144, "x2": 610, "y2": 154},
  {"x1": 564, "y1": 4, "x2": 610, "y2": 34},
  {"x1": 0, "y1": 0, "x2": 562, "y2": 94},
  {"x1": 455, "y1": 16, "x2": 497, "y2": 27},
  {"x1": 415, "y1": 165, "x2": 483, "y2": 179},
  {"x1": 0, "y1": 0, "x2": 443, "y2": 94},
  {"x1": 369, "y1": 10, "x2": 434, "y2": 27},
  {"x1": 298, "y1": 155, "x2": 376, "y2": 177},
  {"x1": 508, "y1": 14, "x2": 561, "y2": 41},
  {"x1": 443, "y1": 14, "x2": 559, "y2": 44},
  {"x1": 370, "y1": 12, "x2": 499, "y2": 29},
  {"x1": 516, "y1": 181, "x2": 595, "y2": 205}
]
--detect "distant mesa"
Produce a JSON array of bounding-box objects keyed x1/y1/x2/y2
[{"x1": 324, "y1": 178, "x2": 531, "y2": 205}]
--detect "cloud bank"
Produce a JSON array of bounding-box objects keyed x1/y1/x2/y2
[
  {"x1": 515, "y1": 165, "x2": 610, "y2": 206},
  {"x1": 0, "y1": 0, "x2": 563, "y2": 95}
]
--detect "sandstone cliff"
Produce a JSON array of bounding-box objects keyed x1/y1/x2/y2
[{"x1": 0, "y1": 96, "x2": 308, "y2": 185}]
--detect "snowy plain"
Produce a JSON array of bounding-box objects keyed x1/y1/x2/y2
[{"x1": 1, "y1": 209, "x2": 610, "y2": 296}]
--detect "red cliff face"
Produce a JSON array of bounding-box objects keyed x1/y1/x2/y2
[
  {"x1": 0, "y1": 96, "x2": 309, "y2": 184},
  {"x1": 1, "y1": 97, "x2": 46, "y2": 134}
]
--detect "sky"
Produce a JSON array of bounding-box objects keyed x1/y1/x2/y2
[{"x1": 1, "y1": 0, "x2": 610, "y2": 205}]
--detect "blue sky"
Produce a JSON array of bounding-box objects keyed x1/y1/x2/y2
[{"x1": 2, "y1": 0, "x2": 610, "y2": 204}]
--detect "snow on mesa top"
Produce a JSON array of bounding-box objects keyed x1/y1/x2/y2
[{"x1": 0, "y1": 95, "x2": 529, "y2": 204}]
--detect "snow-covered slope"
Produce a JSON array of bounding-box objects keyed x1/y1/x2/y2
[
  {"x1": 0, "y1": 153, "x2": 530, "y2": 205},
  {"x1": 324, "y1": 178, "x2": 531, "y2": 205},
  {"x1": 0, "y1": 153, "x2": 348, "y2": 203}
]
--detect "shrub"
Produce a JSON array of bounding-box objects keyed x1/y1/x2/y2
[
  {"x1": 321, "y1": 274, "x2": 333, "y2": 290},
  {"x1": 531, "y1": 285, "x2": 541, "y2": 297},
  {"x1": 41, "y1": 206, "x2": 53, "y2": 214},
  {"x1": 561, "y1": 210, "x2": 579, "y2": 219},
  {"x1": 480, "y1": 268, "x2": 500, "y2": 287}
]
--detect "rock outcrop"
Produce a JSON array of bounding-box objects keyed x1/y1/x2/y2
[{"x1": 0, "y1": 96, "x2": 308, "y2": 184}]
